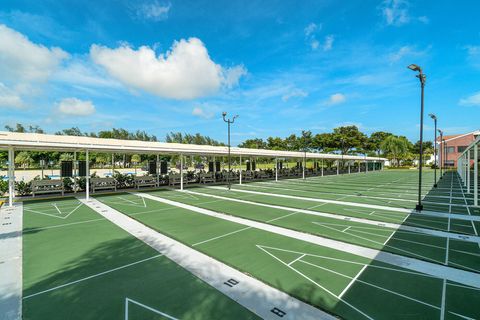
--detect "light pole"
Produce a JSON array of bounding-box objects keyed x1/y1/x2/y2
[
  {"x1": 429, "y1": 114, "x2": 438, "y2": 187},
  {"x1": 222, "y1": 112, "x2": 238, "y2": 190},
  {"x1": 408, "y1": 63, "x2": 426, "y2": 211},
  {"x1": 340, "y1": 138, "x2": 345, "y2": 174},
  {"x1": 438, "y1": 129, "x2": 443, "y2": 179}
]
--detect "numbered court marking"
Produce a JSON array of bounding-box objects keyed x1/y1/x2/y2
[
  {"x1": 124, "y1": 297, "x2": 178, "y2": 320},
  {"x1": 256, "y1": 244, "x2": 474, "y2": 320},
  {"x1": 24, "y1": 201, "x2": 83, "y2": 219}
]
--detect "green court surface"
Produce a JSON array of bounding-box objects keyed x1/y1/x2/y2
[
  {"x1": 95, "y1": 191, "x2": 480, "y2": 320},
  {"x1": 22, "y1": 198, "x2": 258, "y2": 320},
  {"x1": 231, "y1": 171, "x2": 477, "y2": 215},
  {"x1": 142, "y1": 188, "x2": 480, "y2": 273}
]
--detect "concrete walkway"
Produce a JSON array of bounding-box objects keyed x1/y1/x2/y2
[
  {"x1": 136, "y1": 192, "x2": 480, "y2": 289},
  {"x1": 183, "y1": 190, "x2": 480, "y2": 244},
  {"x1": 0, "y1": 203, "x2": 23, "y2": 320},
  {"x1": 207, "y1": 186, "x2": 480, "y2": 222},
  {"x1": 79, "y1": 197, "x2": 333, "y2": 320}
]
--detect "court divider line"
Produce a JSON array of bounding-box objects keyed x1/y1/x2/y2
[
  {"x1": 206, "y1": 186, "x2": 480, "y2": 222},
  {"x1": 183, "y1": 189, "x2": 480, "y2": 244},
  {"x1": 79, "y1": 196, "x2": 332, "y2": 320},
  {"x1": 134, "y1": 192, "x2": 480, "y2": 288}
]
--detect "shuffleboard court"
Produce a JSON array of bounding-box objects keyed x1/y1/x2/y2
[
  {"x1": 142, "y1": 188, "x2": 480, "y2": 273},
  {"x1": 95, "y1": 192, "x2": 480, "y2": 320},
  {"x1": 22, "y1": 197, "x2": 259, "y2": 320}
]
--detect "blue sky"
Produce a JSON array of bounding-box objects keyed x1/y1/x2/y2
[{"x1": 0, "y1": 0, "x2": 479, "y2": 145}]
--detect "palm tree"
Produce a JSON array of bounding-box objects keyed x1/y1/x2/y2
[{"x1": 380, "y1": 136, "x2": 409, "y2": 167}]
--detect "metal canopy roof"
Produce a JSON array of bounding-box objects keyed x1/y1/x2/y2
[{"x1": 0, "y1": 131, "x2": 386, "y2": 161}]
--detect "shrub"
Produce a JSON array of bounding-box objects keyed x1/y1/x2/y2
[{"x1": 15, "y1": 180, "x2": 31, "y2": 196}]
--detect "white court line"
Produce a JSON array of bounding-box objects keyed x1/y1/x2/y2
[
  {"x1": 125, "y1": 297, "x2": 178, "y2": 320},
  {"x1": 136, "y1": 192, "x2": 480, "y2": 289},
  {"x1": 299, "y1": 259, "x2": 440, "y2": 310},
  {"x1": 23, "y1": 254, "x2": 163, "y2": 299},
  {"x1": 82, "y1": 196, "x2": 331, "y2": 320},
  {"x1": 207, "y1": 186, "x2": 480, "y2": 222},
  {"x1": 338, "y1": 264, "x2": 367, "y2": 298},
  {"x1": 186, "y1": 189, "x2": 480, "y2": 244},
  {"x1": 256, "y1": 245, "x2": 373, "y2": 320}
]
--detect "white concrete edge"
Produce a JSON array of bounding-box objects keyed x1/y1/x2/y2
[
  {"x1": 136, "y1": 192, "x2": 480, "y2": 289},
  {"x1": 207, "y1": 186, "x2": 480, "y2": 222},
  {"x1": 0, "y1": 203, "x2": 23, "y2": 320},
  {"x1": 79, "y1": 197, "x2": 333, "y2": 320},
  {"x1": 183, "y1": 190, "x2": 480, "y2": 244}
]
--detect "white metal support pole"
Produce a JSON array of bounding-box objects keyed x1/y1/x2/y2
[
  {"x1": 348, "y1": 162, "x2": 350, "y2": 174},
  {"x1": 336, "y1": 160, "x2": 339, "y2": 175},
  {"x1": 302, "y1": 157, "x2": 306, "y2": 180},
  {"x1": 74, "y1": 151, "x2": 77, "y2": 193},
  {"x1": 156, "y1": 154, "x2": 160, "y2": 186},
  {"x1": 366, "y1": 160, "x2": 368, "y2": 173},
  {"x1": 8, "y1": 147, "x2": 14, "y2": 207},
  {"x1": 111, "y1": 153, "x2": 114, "y2": 176},
  {"x1": 180, "y1": 154, "x2": 184, "y2": 191},
  {"x1": 275, "y1": 158, "x2": 278, "y2": 182},
  {"x1": 467, "y1": 150, "x2": 471, "y2": 193},
  {"x1": 321, "y1": 159, "x2": 324, "y2": 176},
  {"x1": 358, "y1": 160, "x2": 361, "y2": 173},
  {"x1": 213, "y1": 156, "x2": 216, "y2": 182},
  {"x1": 239, "y1": 155, "x2": 242, "y2": 185},
  {"x1": 373, "y1": 161, "x2": 376, "y2": 171},
  {"x1": 86, "y1": 150, "x2": 90, "y2": 200},
  {"x1": 463, "y1": 155, "x2": 467, "y2": 187},
  {"x1": 474, "y1": 145, "x2": 478, "y2": 206}
]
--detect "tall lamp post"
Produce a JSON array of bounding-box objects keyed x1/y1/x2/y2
[
  {"x1": 222, "y1": 112, "x2": 238, "y2": 190},
  {"x1": 438, "y1": 129, "x2": 443, "y2": 179},
  {"x1": 429, "y1": 114, "x2": 438, "y2": 187},
  {"x1": 408, "y1": 63, "x2": 426, "y2": 211}
]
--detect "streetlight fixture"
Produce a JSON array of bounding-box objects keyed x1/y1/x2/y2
[
  {"x1": 429, "y1": 113, "x2": 438, "y2": 187},
  {"x1": 437, "y1": 129, "x2": 443, "y2": 180},
  {"x1": 222, "y1": 112, "x2": 239, "y2": 190},
  {"x1": 408, "y1": 63, "x2": 426, "y2": 211}
]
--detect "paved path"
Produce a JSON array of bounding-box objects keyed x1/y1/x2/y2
[
  {"x1": 207, "y1": 186, "x2": 480, "y2": 222},
  {"x1": 184, "y1": 190, "x2": 480, "y2": 244},
  {"x1": 0, "y1": 203, "x2": 22, "y2": 320},
  {"x1": 79, "y1": 197, "x2": 333, "y2": 320},
  {"x1": 136, "y1": 192, "x2": 480, "y2": 289}
]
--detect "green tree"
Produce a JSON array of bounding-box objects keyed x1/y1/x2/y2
[
  {"x1": 238, "y1": 138, "x2": 267, "y2": 149},
  {"x1": 380, "y1": 136, "x2": 410, "y2": 167},
  {"x1": 332, "y1": 126, "x2": 368, "y2": 154},
  {"x1": 368, "y1": 131, "x2": 393, "y2": 155},
  {"x1": 15, "y1": 151, "x2": 33, "y2": 169}
]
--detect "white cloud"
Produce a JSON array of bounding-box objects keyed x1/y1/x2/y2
[
  {"x1": 380, "y1": 0, "x2": 428, "y2": 27},
  {"x1": 323, "y1": 35, "x2": 334, "y2": 51},
  {"x1": 326, "y1": 93, "x2": 346, "y2": 105},
  {"x1": 417, "y1": 16, "x2": 429, "y2": 24},
  {"x1": 223, "y1": 65, "x2": 248, "y2": 88},
  {"x1": 310, "y1": 40, "x2": 319, "y2": 50},
  {"x1": 381, "y1": 0, "x2": 410, "y2": 26},
  {"x1": 459, "y1": 92, "x2": 480, "y2": 106},
  {"x1": 464, "y1": 45, "x2": 480, "y2": 68},
  {"x1": 388, "y1": 45, "x2": 427, "y2": 63},
  {"x1": 134, "y1": 1, "x2": 171, "y2": 21},
  {"x1": 90, "y1": 37, "x2": 246, "y2": 100},
  {"x1": 192, "y1": 106, "x2": 215, "y2": 119},
  {"x1": 0, "y1": 83, "x2": 24, "y2": 108},
  {"x1": 0, "y1": 24, "x2": 69, "y2": 82},
  {"x1": 57, "y1": 97, "x2": 96, "y2": 116},
  {"x1": 304, "y1": 23, "x2": 319, "y2": 36},
  {"x1": 282, "y1": 88, "x2": 308, "y2": 102}
]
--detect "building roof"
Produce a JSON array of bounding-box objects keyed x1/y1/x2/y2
[
  {"x1": 436, "y1": 130, "x2": 480, "y2": 143},
  {"x1": 0, "y1": 131, "x2": 386, "y2": 161}
]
